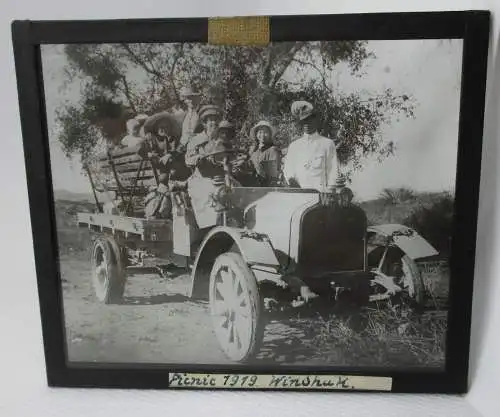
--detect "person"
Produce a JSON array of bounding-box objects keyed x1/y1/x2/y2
[
  {"x1": 185, "y1": 104, "x2": 222, "y2": 167},
  {"x1": 178, "y1": 86, "x2": 203, "y2": 150},
  {"x1": 140, "y1": 113, "x2": 191, "y2": 184},
  {"x1": 179, "y1": 86, "x2": 202, "y2": 145},
  {"x1": 249, "y1": 120, "x2": 281, "y2": 186},
  {"x1": 135, "y1": 113, "x2": 149, "y2": 138},
  {"x1": 187, "y1": 135, "x2": 242, "y2": 228},
  {"x1": 143, "y1": 173, "x2": 172, "y2": 219},
  {"x1": 120, "y1": 114, "x2": 148, "y2": 148},
  {"x1": 139, "y1": 120, "x2": 174, "y2": 166},
  {"x1": 138, "y1": 114, "x2": 191, "y2": 219},
  {"x1": 282, "y1": 100, "x2": 339, "y2": 192}
]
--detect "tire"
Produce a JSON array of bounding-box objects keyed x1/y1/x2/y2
[
  {"x1": 400, "y1": 254, "x2": 426, "y2": 307},
  {"x1": 369, "y1": 246, "x2": 426, "y2": 308},
  {"x1": 91, "y1": 236, "x2": 126, "y2": 304},
  {"x1": 209, "y1": 252, "x2": 264, "y2": 362}
]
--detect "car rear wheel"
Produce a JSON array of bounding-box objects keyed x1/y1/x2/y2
[
  {"x1": 209, "y1": 252, "x2": 263, "y2": 362},
  {"x1": 91, "y1": 236, "x2": 126, "y2": 304}
]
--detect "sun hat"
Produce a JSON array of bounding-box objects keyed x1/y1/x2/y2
[
  {"x1": 250, "y1": 120, "x2": 275, "y2": 141},
  {"x1": 291, "y1": 100, "x2": 315, "y2": 121},
  {"x1": 198, "y1": 104, "x2": 222, "y2": 122}
]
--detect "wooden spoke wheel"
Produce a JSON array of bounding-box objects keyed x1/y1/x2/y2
[
  {"x1": 369, "y1": 246, "x2": 426, "y2": 307},
  {"x1": 91, "y1": 236, "x2": 126, "y2": 304},
  {"x1": 209, "y1": 252, "x2": 263, "y2": 362},
  {"x1": 398, "y1": 254, "x2": 426, "y2": 306}
]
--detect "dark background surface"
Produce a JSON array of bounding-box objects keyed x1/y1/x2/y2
[{"x1": 11, "y1": 10, "x2": 490, "y2": 394}]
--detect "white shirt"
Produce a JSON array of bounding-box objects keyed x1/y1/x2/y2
[
  {"x1": 180, "y1": 109, "x2": 200, "y2": 147},
  {"x1": 283, "y1": 132, "x2": 338, "y2": 192}
]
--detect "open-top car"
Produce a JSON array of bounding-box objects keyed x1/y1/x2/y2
[{"x1": 76, "y1": 115, "x2": 438, "y2": 363}]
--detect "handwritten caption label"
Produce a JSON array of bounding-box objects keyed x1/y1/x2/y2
[{"x1": 169, "y1": 373, "x2": 392, "y2": 391}]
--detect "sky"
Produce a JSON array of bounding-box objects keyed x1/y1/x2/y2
[{"x1": 40, "y1": 39, "x2": 463, "y2": 201}]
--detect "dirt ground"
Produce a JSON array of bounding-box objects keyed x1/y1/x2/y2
[
  {"x1": 60, "y1": 249, "x2": 328, "y2": 366},
  {"x1": 61, "y1": 254, "x2": 227, "y2": 364}
]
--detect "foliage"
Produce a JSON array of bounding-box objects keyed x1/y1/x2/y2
[
  {"x1": 56, "y1": 41, "x2": 416, "y2": 171},
  {"x1": 56, "y1": 105, "x2": 102, "y2": 163},
  {"x1": 379, "y1": 187, "x2": 417, "y2": 205},
  {"x1": 403, "y1": 193, "x2": 455, "y2": 255}
]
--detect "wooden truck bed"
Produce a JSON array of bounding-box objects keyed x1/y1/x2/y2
[{"x1": 77, "y1": 212, "x2": 172, "y2": 241}]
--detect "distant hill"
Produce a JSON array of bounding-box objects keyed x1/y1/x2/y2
[
  {"x1": 54, "y1": 189, "x2": 93, "y2": 202},
  {"x1": 54, "y1": 198, "x2": 96, "y2": 230}
]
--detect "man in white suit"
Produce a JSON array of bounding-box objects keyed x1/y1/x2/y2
[{"x1": 283, "y1": 100, "x2": 339, "y2": 193}]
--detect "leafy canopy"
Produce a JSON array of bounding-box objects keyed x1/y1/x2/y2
[{"x1": 57, "y1": 41, "x2": 415, "y2": 175}]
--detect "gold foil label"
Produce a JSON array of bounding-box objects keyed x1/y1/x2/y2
[
  {"x1": 169, "y1": 372, "x2": 393, "y2": 391},
  {"x1": 208, "y1": 16, "x2": 270, "y2": 46}
]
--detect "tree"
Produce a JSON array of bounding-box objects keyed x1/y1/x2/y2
[
  {"x1": 378, "y1": 187, "x2": 417, "y2": 223},
  {"x1": 403, "y1": 193, "x2": 455, "y2": 256},
  {"x1": 56, "y1": 41, "x2": 415, "y2": 174}
]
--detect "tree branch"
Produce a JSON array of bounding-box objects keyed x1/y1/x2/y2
[
  {"x1": 120, "y1": 44, "x2": 164, "y2": 79},
  {"x1": 168, "y1": 44, "x2": 184, "y2": 104},
  {"x1": 118, "y1": 75, "x2": 137, "y2": 112},
  {"x1": 291, "y1": 57, "x2": 333, "y2": 94},
  {"x1": 270, "y1": 42, "x2": 306, "y2": 87},
  {"x1": 262, "y1": 47, "x2": 273, "y2": 86}
]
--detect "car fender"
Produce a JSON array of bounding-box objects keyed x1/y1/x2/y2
[
  {"x1": 367, "y1": 223, "x2": 438, "y2": 260},
  {"x1": 189, "y1": 226, "x2": 281, "y2": 299}
]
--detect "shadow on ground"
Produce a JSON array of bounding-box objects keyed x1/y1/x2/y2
[{"x1": 122, "y1": 293, "x2": 192, "y2": 305}]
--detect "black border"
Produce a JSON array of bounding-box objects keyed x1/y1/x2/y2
[{"x1": 11, "y1": 10, "x2": 491, "y2": 394}]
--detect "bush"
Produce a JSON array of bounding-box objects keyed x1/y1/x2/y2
[{"x1": 403, "y1": 193, "x2": 454, "y2": 256}]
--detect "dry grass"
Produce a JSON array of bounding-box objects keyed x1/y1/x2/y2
[{"x1": 298, "y1": 305, "x2": 447, "y2": 368}]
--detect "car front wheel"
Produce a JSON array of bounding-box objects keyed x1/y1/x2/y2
[{"x1": 209, "y1": 252, "x2": 264, "y2": 362}]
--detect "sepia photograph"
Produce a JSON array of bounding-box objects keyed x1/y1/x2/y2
[{"x1": 40, "y1": 38, "x2": 461, "y2": 369}]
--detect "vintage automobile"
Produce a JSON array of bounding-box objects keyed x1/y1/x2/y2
[{"x1": 76, "y1": 115, "x2": 438, "y2": 363}]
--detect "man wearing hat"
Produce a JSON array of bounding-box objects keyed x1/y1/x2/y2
[
  {"x1": 186, "y1": 124, "x2": 242, "y2": 228},
  {"x1": 283, "y1": 100, "x2": 339, "y2": 192},
  {"x1": 185, "y1": 104, "x2": 223, "y2": 167},
  {"x1": 179, "y1": 85, "x2": 203, "y2": 149}
]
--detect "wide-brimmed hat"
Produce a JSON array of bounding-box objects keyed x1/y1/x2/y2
[
  {"x1": 143, "y1": 111, "x2": 182, "y2": 138},
  {"x1": 250, "y1": 120, "x2": 275, "y2": 141},
  {"x1": 291, "y1": 100, "x2": 315, "y2": 121},
  {"x1": 199, "y1": 105, "x2": 222, "y2": 122},
  {"x1": 179, "y1": 86, "x2": 202, "y2": 98},
  {"x1": 126, "y1": 118, "x2": 140, "y2": 132},
  {"x1": 218, "y1": 120, "x2": 234, "y2": 130},
  {"x1": 134, "y1": 114, "x2": 149, "y2": 125},
  {"x1": 201, "y1": 139, "x2": 236, "y2": 159}
]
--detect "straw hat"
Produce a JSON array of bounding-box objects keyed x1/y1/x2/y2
[
  {"x1": 134, "y1": 114, "x2": 149, "y2": 125},
  {"x1": 291, "y1": 100, "x2": 315, "y2": 121},
  {"x1": 250, "y1": 120, "x2": 275, "y2": 141},
  {"x1": 218, "y1": 120, "x2": 234, "y2": 131},
  {"x1": 198, "y1": 105, "x2": 222, "y2": 122},
  {"x1": 201, "y1": 139, "x2": 236, "y2": 159},
  {"x1": 126, "y1": 118, "x2": 140, "y2": 133},
  {"x1": 143, "y1": 111, "x2": 181, "y2": 138}
]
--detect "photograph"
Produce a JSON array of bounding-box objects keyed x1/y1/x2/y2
[{"x1": 40, "y1": 38, "x2": 461, "y2": 369}]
